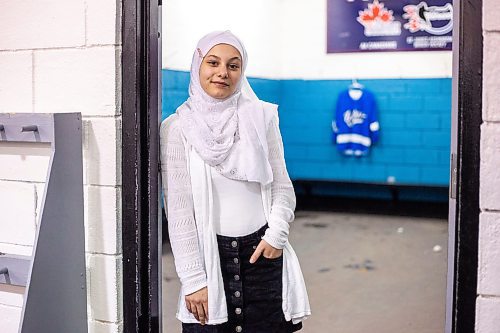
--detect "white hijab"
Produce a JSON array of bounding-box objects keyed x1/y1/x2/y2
[{"x1": 176, "y1": 30, "x2": 273, "y2": 185}]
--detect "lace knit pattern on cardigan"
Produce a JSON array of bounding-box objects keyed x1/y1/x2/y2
[{"x1": 160, "y1": 113, "x2": 296, "y2": 295}]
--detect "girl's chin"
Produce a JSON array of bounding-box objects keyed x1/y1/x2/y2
[{"x1": 208, "y1": 90, "x2": 233, "y2": 99}]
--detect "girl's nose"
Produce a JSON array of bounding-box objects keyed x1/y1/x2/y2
[{"x1": 218, "y1": 69, "x2": 228, "y2": 78}]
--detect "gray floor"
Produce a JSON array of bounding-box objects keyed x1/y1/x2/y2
[{"x1": 162, "y1": 210, "x2": 448, "y2": 333}]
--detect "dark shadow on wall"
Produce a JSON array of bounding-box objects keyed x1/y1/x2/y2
[{"x1": 296, "y1": 194, "x2": 448, "y2": 220}]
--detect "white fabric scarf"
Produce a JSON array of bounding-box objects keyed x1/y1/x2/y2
[{"x1": 177, "y1": 30, "x2": 273, "y2": 185}]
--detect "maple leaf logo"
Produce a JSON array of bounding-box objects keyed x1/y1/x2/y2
[
  {"x1": 358, "y1": 0, "x2": 394, "y2": 24},
  {"x1": 356, "y1": 0, "x2": 401, "y2": 37}
]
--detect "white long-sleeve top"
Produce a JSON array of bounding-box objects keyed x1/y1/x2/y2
[
  {"x1": 160, "y1": 107, "x2": 311, "y2": 325},
  {"x1": 211, "y1": 166, "x2": 267, "y2": 237}
]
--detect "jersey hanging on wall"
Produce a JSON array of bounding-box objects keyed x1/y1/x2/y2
[{"x1": 332, "y1": 87, "x2": 380, "y2": 156}]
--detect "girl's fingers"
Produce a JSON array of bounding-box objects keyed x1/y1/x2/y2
[
  {"x1": 196, "y1": 303, "x2": 206, "y2": 325},
  {"x1": 251, "y1": 240, "x2": 284, "y2": 261},
  {"x1": 249, "y1": 242, "x2": 264, "y2": 263},
  {"x1": 202, "y1": 301, "x2": 209, "y2": 321},
  {"x1": 191, "y1": 303, "x2": 199, "y2": 321},
  {"x1": 263, "y1": 247, "x2": 282, "y2": 259}
]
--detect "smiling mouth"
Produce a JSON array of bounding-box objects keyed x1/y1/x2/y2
[{"x1": 212, "y1": 81, "x2": 229, "y2": 87}]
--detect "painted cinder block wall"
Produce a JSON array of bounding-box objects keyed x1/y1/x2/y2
[
  {"x1": 476, "y1": 0, "x2": 500, "y2": 331},
  {"x1": 0, "y1": 1, "x2": 123, "y2": 332},
  {"x1": 279, "y1": 78, "x2": 451, "y2": 187},
  {"x1": 162, "y1": 0, "x2": 453, "y2": 201},
  {"x1": 162, "y1": 70, "x2": 451, "y2": 191}
]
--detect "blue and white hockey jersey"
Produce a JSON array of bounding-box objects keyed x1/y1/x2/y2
[{"x1": 332, "y1": 89, "x2": 380, "y2": 156}]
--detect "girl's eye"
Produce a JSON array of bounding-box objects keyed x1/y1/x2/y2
[
  {"x1": 207, "y1": 61, "x2": 218, "y2": 66},
  {"x1": 229, "y1": 64, "x2": 240, "y2": 70}
]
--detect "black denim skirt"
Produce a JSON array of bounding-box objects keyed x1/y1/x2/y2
[{"x1": 182, "y1": 223, "x2": 303, "y2": 333}]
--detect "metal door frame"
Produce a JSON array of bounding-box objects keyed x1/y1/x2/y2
[
  {"x1": 122, "y1": 0, "x2": 161, "y2": 332},
  {"x1": 446, "y1": 0, "x2": 482, "y2": 332}
]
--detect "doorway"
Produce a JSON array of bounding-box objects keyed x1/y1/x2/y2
[{"x1": 121, "y1": 0, "x2": 482, "y2": 332}]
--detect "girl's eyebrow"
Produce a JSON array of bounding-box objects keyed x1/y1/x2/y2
[{"x1": 205, "y1": 54, "x2": 241, "y2": 62}]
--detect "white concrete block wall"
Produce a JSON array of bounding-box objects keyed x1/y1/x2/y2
[
  {"x1": 86, "y1": 0, "x2": 122, "y2": 46},
  {"x1": 85, "y1": 185, "x2": 122, "y2": 255},
  {"x1": 0, "y1": 181, "x2": 37, "y2": 256},
  {"x1": 483, "y1": 0, "x2": 500, "y2": 34},
  {"x1": 277, "y1": 0, "x2": 452, "y2": 80},
  {"x1": 34, "y1": 47, "x2": 120, "y2": 116},
  {"x1": 34, "y1": 183, "x2": 46, "y2": 228},
  {"x1": 89, "y1": 320, "x2": 123, "y2": 333},
  {"x1": 0, "y1": 0, "x2": 123, "y2": 332},
  {"x1": 88, "y1": 255, "x2": 122, "y2": 322},
  {"x1": 476, "y1": 297, "x2": 500, "y2": 333},
  {"x1": 83, "y1": 118, "x2": 122, "y2": 186},
  {"x1": 162, "y1": 0, "x2": 282, "y2": 77},
  {"x1": 479, "y1": 124, "x2": 500, "y2": 210},
  {"x1": 0, "y1": 144, "x2": 51, "y2": 183},
  {"x1": 478, "y1": 213, "x2": 500, "y2": 296},
  {"x1": 162, "y1": 0, "x2": 452, "y2": 79},
  {"x1": 0, "y1": 289, "x2": 23, "y2": 333},
  {"x1": 0, "y1": 290, "x2": 23, "y2": 308},
  {"x1": 0, "y1": 0, "x2": 86, "y2": 50},
  {"x1": 0, "y1": 51, "x2": 33, "y2": 113},
  {"x1": 482, "y1": 33, "x2": 500, "y2": 123},
  {"x1": 0, "y1": 304, "x2": 22, "y2": 333},
  {"x1": 478, "y1": 0, "x2": 500, "y2": 331}
]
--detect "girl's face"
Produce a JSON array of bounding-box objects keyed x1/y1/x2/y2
[{"x1": 199, "y1": 44, "x2": 242, "y2": 100}]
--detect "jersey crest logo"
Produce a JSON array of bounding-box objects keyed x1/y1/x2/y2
[{"x1": 343, "y1": 109, "x2": 367, "y2": 128}]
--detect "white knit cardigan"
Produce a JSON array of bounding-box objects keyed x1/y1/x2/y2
[{"x1": 160, "y1": 106, "x2": 311, "y2": 325}]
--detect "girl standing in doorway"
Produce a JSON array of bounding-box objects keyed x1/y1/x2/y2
[{"x1": 160, "y1": 31, "x2": 311, "y2": 333}]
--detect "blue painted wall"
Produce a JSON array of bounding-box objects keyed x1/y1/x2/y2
[
  {"x1": 162, "y1": 70, "x2": 281, "y2": 119},
  {"x1": 162, "y1": 69, "x2": 451, "y2": 200}
]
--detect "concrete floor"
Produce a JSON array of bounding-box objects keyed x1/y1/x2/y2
[{"x1": 162, "y1": 210, "x2": 448, "y2": 333}]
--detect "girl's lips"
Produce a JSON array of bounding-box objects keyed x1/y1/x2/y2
[{"x1": 212, "y1": 81, "x2": 229, "y2": 87}]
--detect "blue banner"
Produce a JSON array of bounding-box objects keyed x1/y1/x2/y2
[{"x1": 327, "y1": 0, "x2": 453, "y2": 53}]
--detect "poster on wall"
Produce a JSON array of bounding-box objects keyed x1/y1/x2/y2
[{"x1": 327, "y1": 0, "x2": 453, "y2": 53}]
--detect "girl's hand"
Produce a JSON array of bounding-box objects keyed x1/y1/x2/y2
[
  {"x1": 185, "y1": 286, "x2": 209, "y2": 325},
  {"x1": 249, "y1": 239, "x2": 283, "y2": 263}
]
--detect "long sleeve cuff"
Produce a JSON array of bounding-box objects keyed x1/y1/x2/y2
[
  {"x1": 262, "y1": 222, "x2": 289, "y2": 250},
  {"x1": 181, "y1": 271, "x2": 208, "y2": 295}
]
